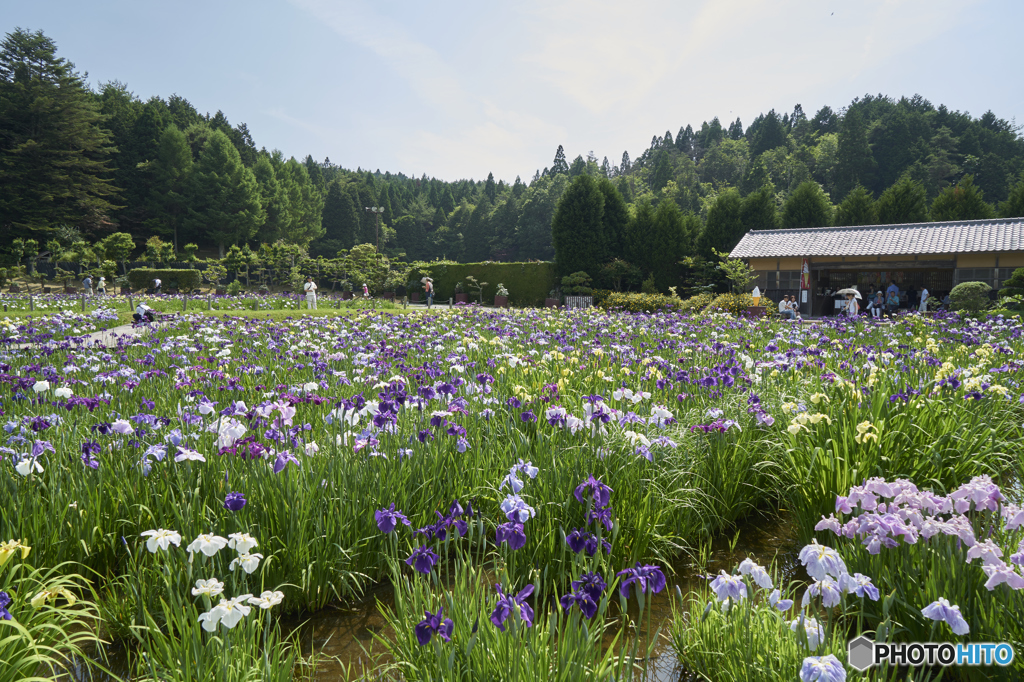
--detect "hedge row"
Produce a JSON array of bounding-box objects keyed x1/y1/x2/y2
[
  {"x1": 127, "y1": 268, "x2": 202, "y2": 292},
  {"x1": 422, "y1": 262, "x2": 557, "y2": 307},
  {"x1": 596, "y1": 291, "x2": 683, "y2": 313}
]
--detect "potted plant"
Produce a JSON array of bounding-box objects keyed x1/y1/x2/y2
[
  {"x1": 545, "y1": 287, "x2": 560, "y2": 308},
  {"x1": 454, "y1": 281, "x2": 469, "y2": 304},
  {"x1": 495, "y1": 283, "x2": 509, "y2": 308}
]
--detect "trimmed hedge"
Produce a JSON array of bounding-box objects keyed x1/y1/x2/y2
[
  {"x1": 597, "y1": 291, "x2": 683, "y2": 313},
  {"x1": 422, "y1": 262, "x2": 557, "y2": 307},
  {"x1": 127, "y1": 268, "x2": 202, "y2": 292}
]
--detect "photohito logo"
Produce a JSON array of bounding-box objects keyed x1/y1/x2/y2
[{"x1": 848, "y1": 636, "x2": 1015, "y2": 671}]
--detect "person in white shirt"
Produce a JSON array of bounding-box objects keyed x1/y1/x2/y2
[
  {"x1": 779, "y1": 298, "x2": 795, "y2": 320},
  {"x1": 133, "y1": 303, "x2": 155, "y2": 323},
  {"x1": 919, "y1": 287, "x2": 929, "y2": 312},
  {"x1": 787, "y1": 295, "x2": 802, "y2": 320},
  {"x1": 96, "y1": 276, "x2": 106, "y2": 295},
  {"x1": 303, "y1": 277, "x2": 318, "y2": 309},
  {"x1": 152, "y1": 278, "x2": 162, "y2": 293}
]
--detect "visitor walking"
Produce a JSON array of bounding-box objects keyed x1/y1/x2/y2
[
  {"x1": 96, "y1": 276, "x2": 106, "y2": 295},
  {"x1": 303, "y1": 276, "x2": 318, "y2": 309},
  {"x1": 362, "y1": 283, "x2": 370, "y2": 298},
  {"x1": 919, "y1": 286, "x2": 930, "y2": 312},
  {"x1": 153, "y1": 277, "x2": 162, "y2": 294},
  {"x1": 82, "y1": 275, "x2": 93, "y2": 296},
  {"x1": 424, "y1": 278, "x2": 434, "y2": 309},
  {"x1": 845, "y1": 293, "x2": 860, "y2": 318}
]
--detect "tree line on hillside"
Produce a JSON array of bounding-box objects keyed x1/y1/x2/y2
[{"x1": 2, "y1": 27, "x2": 1023, "y2": 282}]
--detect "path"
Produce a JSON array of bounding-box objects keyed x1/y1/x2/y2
[{"x1": 7, "y1": 319, "x2": 178, "y2": 351}]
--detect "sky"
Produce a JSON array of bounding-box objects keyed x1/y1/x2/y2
[{"x1": 4, "y1": 0, "x2": 1023, "y2": 183}]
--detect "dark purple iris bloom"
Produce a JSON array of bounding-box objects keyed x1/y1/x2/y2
[
  {"x1": 224, "y1": 492, "x2": 247, "y2": 512},
  {"x1": 417, "y1": 429, "x2": 433, "y2": 443},
  {"x1": 0, "y1": 591, "x2": 11, "y2": 620},
  {"x1": 448, "y1": 500, "x2": 465, "y2": 517},
  {"x1": 572, "y1": 572, "x2": 607, "y2": 602},
  {"x1": 81, "y1": 440, "x2": 101, "y2": 457},
  {"x1": 520, "y1": 410, "x2": 536, "y2": 423},
  {"x1": 273, "y1": 450, "x2": 300, "y2": 474},
  {"x1": 616, "y1": 562, "x2": 667, "y2": 599},
  {"x1": 415, "y1": 606, "x2": 453, "y2": 645},
  {"x1": 81, "y1": 450, "x2": 100, "y2": 469},
  {"x1": 490, "y1": 583, "x2": 534, "y2": 632},
  {"x1": 588, "y1": 506, "x2": 614, "y2": 532},
  {"x1": 566, "y1": 529, "x2": 611, "y2": 556},
  {"x1": 406, "y1": 546, "x2": 440, "y2": 574},
  {"x1": 375, "y1": 503, "x2": 411, "y2": 533},
  {"x1": 496, "y1": 521, "x2": 526, "y2": 550},
  {"x1": 574, "y1": 475, "x2": 613, "y2": 507},
  {"x1": 560, "y1": 589, "x2": 599, "y2": 619},
  {"x1": 506, "y1": 397, "x2": 522, "y2": 409}
]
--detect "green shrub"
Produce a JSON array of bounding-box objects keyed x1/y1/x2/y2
[
  {"x1": 949, "y1": 281, "x2": 992, "y2": 314},
  {"x1": 128, "y1": 268, "x2": 202, "y2": 292},
  {"x1": 598, "y1": 291, "x2": 682, "y2": 313},
  {"x1": 705, "y1": 292, "x2": 775, "y2": 317},
  {"x1": 680, "y1": 292, "x2": 714, "y2": 312},
  {"x1": 419, "y1": 261, "x2": 557, "y2": 307},
  {"x1": 226, "y1": 280, "x2": 243, "y2": 295},
  {"x1": 561, "y1": 271, "x2": 593, "y2": 295},
  {"x1": 591, "y1": 288, "x2": 612, "y2": 308},
  {"x1": 640, "y1": 275, "x2": 658, "y2": 294}
]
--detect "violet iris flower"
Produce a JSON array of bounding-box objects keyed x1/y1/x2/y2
[
  {"x1": 560, "y1": 589, "x2": 599, "y2": 619},
  {"x1": 574, "y1": 475, "x2": 613, "y2": 507},
  {"x1": 617, "y1": 562, "x2": 666, "y2": 599},
  {"x1": 921, "y1": 597, "x2": 970, "y2": 635},
  {"x1": 799, "y1": 655, "x2": 846, "y2": 682},
  {"x1": 709, "y1": 571, "x2": 747, "y2": 603},
  {"x1": 375, "y1": 504, "x2": 410, "y2": 533},
  {"x1": 490, "y1": 583, "x2": 534, "y2": 631},
  {"x1": 496, "y1": 521, "x2": 526, "y2": 550},
  {"x1": 406, "y1": 546, "x2": 439, "y2": 574},
  {"x1": 571, "y1": 572, "x2": 606, "y2": 602},
  {"x1": 415, "y1": 606, "x2": 453, "y2": 645},
  {"x1": 224, "y1": 492, "x2": 247, "y2": 512},
  {"x1": 0, "y1": 591, "x2": 11, "y2": 620},
  {"x1": 273, "y1": 450, "x2": 300, "y2": 474}
]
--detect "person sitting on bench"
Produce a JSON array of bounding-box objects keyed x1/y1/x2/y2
[{"x1": 133, "y1": 303, "x2": 156, "y2": 323}]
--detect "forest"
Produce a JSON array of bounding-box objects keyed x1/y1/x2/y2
[{"x1": 2, "y1": 27, "x2": 1024, "y2": 288}]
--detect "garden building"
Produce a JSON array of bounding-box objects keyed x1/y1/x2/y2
[{"x1": 730, "y1": 217, "x2": 1024, "y2": 317}]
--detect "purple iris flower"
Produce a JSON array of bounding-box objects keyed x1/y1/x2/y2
[
  {"x1": 921, "y1": 598, "x2": 970, "y2": 635},
  {"x1": 520, "y1": 410, "x2": 536, "y2": 423},
  {"x1": 0, "y1": 591, "x2": 11, "y2": 620},
  {"x1": 574, "y1": 475, "x2": 613, "y2": 507},
  {"x1": 490, "y1": 583, "x2": 534, "y2": 631},
  {"x1": 571, "y1": 572, "x2": 607, "y2": 602},
  {"x1": 616, "y1": 562, "x2": 667, "y2": 599},
  {"x1": 560, "y1": 589, "x2": 599, "y2": 619},
  {"x1": 799, "y1": 654, "x2": 845, "y2": 682},
  {"x1": 406, "y1": 546, "x2": 440, "y2": 574},
  {"x1": 375, "y1": 503, "x2": 411, "y2": 533},
  {"x1": 588, "y1": 506, "x2": 614, "y2": 532},
  {"x1": 273, "y1": 450, "x2": 300, "y2": 474},
  {"x1": 80, "y1": 440, "x2": 101, "y2": 457},
  {"x1": 415, "y1": 606, "x2": 453, "y2": 645},
  {"x1": 81, "y1": 450, "x2": 100, "y2": 469},
  {"x1": 496, "y1": 521, "x2": 526, "y2": 550},
  {"x1": 224, "y1": 492, "x2": 247, "y2": 512}
]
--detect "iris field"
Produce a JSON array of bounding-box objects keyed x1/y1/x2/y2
[{"x1": 2, "y1": 301, "x2": 1024, "y2": 681}]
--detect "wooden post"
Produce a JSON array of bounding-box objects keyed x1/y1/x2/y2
[
  {"x1": 449, "y1": 297, "x2": 453, "y2": 308},
  {"x1": 81, "y1": 293, "x2": 86, "y2": 312},
  {"x1": 207, "y1": 296, "x2": 212, "y2": 310},
  {"x1": 29, "y1": 294, "x2": 33, "y2": 312},
  {"x1": 183, "y1": 296, "x2": 188, "y2": 312},
  {"x1": 128, "y1": 294, "x2": 133, "y2": 313}
]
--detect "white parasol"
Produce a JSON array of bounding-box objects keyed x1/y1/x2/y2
[{"x1": 836, "y1": 288, "x2": 862, "y2": 299}]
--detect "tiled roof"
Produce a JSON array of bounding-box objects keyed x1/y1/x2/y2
[{"x1": 730, "y1": 218, "x2": 1024, "y2": 259}]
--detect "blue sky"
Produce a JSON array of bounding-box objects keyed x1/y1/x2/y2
[{"x1": 5, "y1": 0, "x2": 1022, "y2": 182}]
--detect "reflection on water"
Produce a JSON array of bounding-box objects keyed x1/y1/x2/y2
[{"x1": 77, "y1": 513, "x2": 798, "y2": 681}]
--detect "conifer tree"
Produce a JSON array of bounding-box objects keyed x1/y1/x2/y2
[
  {"x1": 740, "y1": 187, "x2": 779, "y2": 231},
  {"x1": 781, "y1": 181, "x2": 833, "y2": 229},
  {"x1": 597, "y1": 177, "x2": 629, "y2": 260},
  {"x1": 835, "y1": 107, "x2": 878, "y2": 198},
  {"x1": 483, "y1": 172, "x2": 497, "y2": 203},
  {"x1": 834, "y1": 185, "x2": 877, "y2": 226},
  {"x1": 551, "y1": 174, "x2": 605, "y2": 277},
  {"x1": 929, "y1": 175, "x2": 994, "y2": 221},
  {"x1": 697, "y1": 189, "x2": 744, "y2": 257},
  {"x1": 1000, "y1": 176, "x2": 1024, "y2": 218},
  {"x1": 876, "y1": 175, "x2": 928, "y2": 224},
  {"x1": 317, "y1": 179, "x2": 359, "y2": 256},
  {"x1": 551, "y1": 145, "x2": 570, "y2": 175}
]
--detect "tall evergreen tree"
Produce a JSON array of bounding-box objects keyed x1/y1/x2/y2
[
  {"x1": 596, "y1": 177, "x2": 629, "y2": 260},
  {"x1": 648, "y1": 199, "x2": 686, "y2": 291},
  {"x1": 0, "y1": 28, "x2": 120, "y2": 240},
  {"x1": 551, "y1": 145, "x2": 569, "y2": 175},
  {"x1": 620, "y1": 151, "x2": 631, "y2": 174},
  {"x1": 834, "y1": 107, "x2": 878, "y2": 198},
  {"x1": 999, "y1": 176, "x2": 1024, "y2": 218},
  {"x1": 551, "y1": 174, "x2": 605, "y2": 277},
  {"x1": 316, "y1": 179, "x2": 359, "y2": 256},
  {"x1": 728, "y1": 117, "x2": 744, "y2": 140},
  {"x1": 929, "y1": 175, "x2": 994, "y2": 221},
  {"x1": 253, "y1": 154, "x2": 290, "y2": 244},
  {"x1": 278, "y1": 157, "x2": 324, "y2": 247},
  {"x1": 650, "y1": 151, "x2": 673, "y2": 192},
  {"x1": 569, "y1": 155, "x2": 587, "y2": 177},
  {"x1": 483, "y1": 172, "x2": 497, "y2": 203},
  {"x1": 489, "y1": 197, "x2": 521, "y2": 261},
  {"x1": 148, "y1": 125, "x2": 193, "y2": 251},
  {"x1": 623, "y1": 199, "x2": 656, "y2": 274},
  {"x1": 875, "y1": 175, "x2": 928, "y2": 224},
  {"x1": 697, "y1": 189, "x2": 744, "y2": 257},
  {"x1": 184, "y1": 129, "x2": 264, "y2": 256},
  {"x1": 749, "y1": 110, "x2": 787, "y2": 156},
  {"x1": 740, "y1": 187, "x2": 779, "y2": 231},
  {"x1": 834, "y1": 185, "x2": 877, "y2": 226},
  {"x1": 462, "y1": 199, "x2": 493, "y2": 262},
  {"x1": 394, "y1": 215, "x2": 428, "y2": 260},
  {"x1": 781, "y1": 181, "x2": 833, "y2": 229}
]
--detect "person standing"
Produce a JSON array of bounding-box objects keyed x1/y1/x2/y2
[
  {"x1": 919, "y1": 286, "x2": 930, "y2": 312},
  {"x1": 82, "y1": 274, "x2": 93, "y2": 297},
  {"x1": 845, "y1": 293, "x2": 860, "y2": 318},
  {"x1": 303, "y1": 276, "x2": 318, "y2": 310},
  {"x1": 153, "y1": 277, "x2": 162, "y2": 294},
  {"x1": 96, "y1": 276, "x2": 106, "y2": 295},
  {"x1": 424, "y1": 278, "x2": 434, "y2": 309},
  {"x1": 362, "y1": 283, "x2": 370, "y2": 298}
]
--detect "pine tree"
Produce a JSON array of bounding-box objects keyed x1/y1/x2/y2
[
  {"x1": 750, "y1": 110, "x2": 787, "y2": 156},
  {"x1": 834, "y1": 107, "x2": 878, "y2": 198},
  {"x1": 483, "y1": 172, "x2": 497, "y2": 203},
  {"x1": 317, "y1": 179, "x2": 359, "y2": 256},
  {"x1": 650, "y1": 151, "x2": 673, "y2": 192},
  {"x1": 184, "y1": 129, "x2": 265, "y2": 256},
  {"x1": 697, "y1": 189, "x2": 744, "y2": 257},
  {"x1": 489, "y1": 197, "x2": 521, "y2": 261},
  {"x1": 929, "y1": 175, "x2": 994, "y2": 221},
  {"x1": 569, "y1": 155, "x2": 587, "y2": 177},
  {"x1": 551, "y1": 174, "x2": 605, "y2": 277},
  {"x1": 624, "y1": 199, "x2": 656, "y2": 274},
  {"x1": 394, "y1": 215, "x2": 428, "y2": 260},
  {"x1": 253, "y1": 154, "x2": 290, "y2": 244},
  {"x1": 279, "y1": 157, "x2": 324, "y2": 247},
  {"x1": 740, "y1": 187, "x2": 779, "y2": 231},
  {"x1": 551, "y1": 145, "x2": 569, "y2": 175},
  {"x1": 834, "y1": 186, "x2": 877, "y2": 226},
  {"x1": 876, "y1": 175, "x2": 928, "y2": 225},
  {"x1": 462, "y1": 199, "x2": 493, "y2": 262},
  {"x1": 728, "y1": 118, "x2": 744, "y2": 140},
  {"x1": 648, "y1": 199, "x2": 686, "y2": 291},
  {"x1": 148, "y1": 125, "x2": 193, "y2": 251},
  {"x1": 0, "y1": 28, "x2": 120, "y2": 239},
  {"x1": 620, "y1": 151, "x2": 631, "y2": 174},
  {"x1": 999, "y1": 176, "x2": 1024, "y2": 218},
  {"x1": 781, "y1": 181, "x2": 833, "y2": 229},
  {"x1": 597, "y1": 177, "x2": 628, "y2": 261}
]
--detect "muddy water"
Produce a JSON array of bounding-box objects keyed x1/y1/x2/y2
[
  {"x1": 78, "y1": 514, "x2": 798, "y2": 681},
  {"x1": 287, "y1": 513, "x2": 800, "y2": 681}
]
